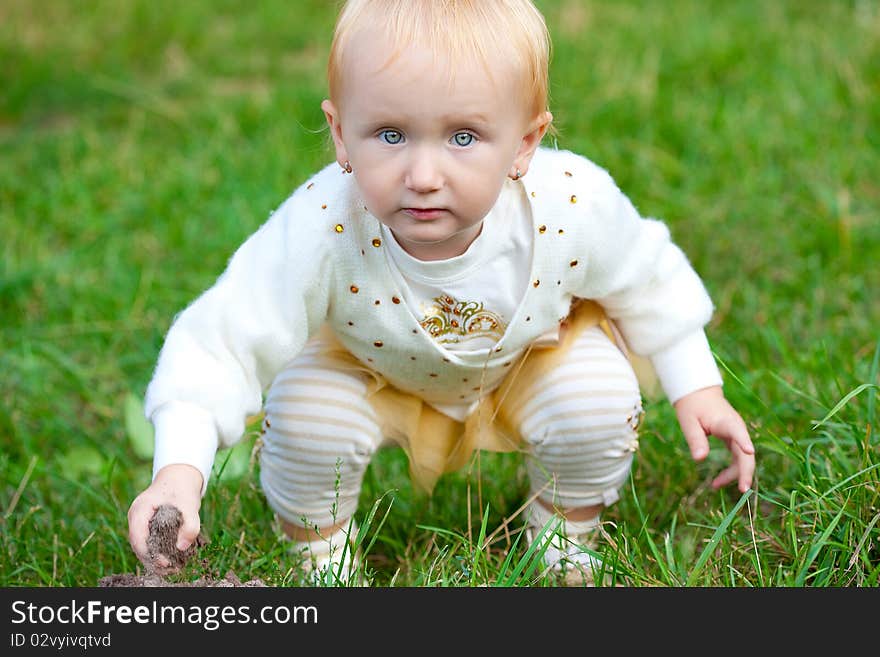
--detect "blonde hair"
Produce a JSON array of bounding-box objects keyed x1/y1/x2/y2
[{"x1": 327, "y1": 0, "x2": 552, "y2": 120}]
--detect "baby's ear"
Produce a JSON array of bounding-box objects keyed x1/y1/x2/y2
[
  {"x1": 321, "y1": 99, "x2": 349, "y2": 166},
  {"x1": 513, "y1": 111, "x2": 553, "y2": 176}
]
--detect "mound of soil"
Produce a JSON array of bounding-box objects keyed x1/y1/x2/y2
[
  {"x1": 100, "y1": 504, "x2": 267, "y2": 587},
  {"x1": 98, "y1": 570, "x2": 267, "y2": 587}
]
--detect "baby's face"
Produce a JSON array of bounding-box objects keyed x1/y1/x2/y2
[{"x1": 324, "y1": 33, "x2": 540, "y2": 260}]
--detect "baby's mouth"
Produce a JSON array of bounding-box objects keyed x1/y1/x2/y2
[{"x1": 403, "y1": 208, "x2": 446, "y2": 220}]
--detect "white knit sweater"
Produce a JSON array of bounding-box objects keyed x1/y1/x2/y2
[{"x1": 146, "y1": 146, "x2": 722, "y2": 492}]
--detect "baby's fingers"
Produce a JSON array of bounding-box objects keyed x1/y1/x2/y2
[
  {"x1": 735, "y1": 445, "x2": 756, "y2": 492},
  {"x1": 711, "y1": 463, "x2": 739, "y2": 490},
  {"x1": 153, "y1": 554, "x2": 172, "y2": 572},
  {"x1": 127, "y1": 500, "x2": 156, "y2": 564},
  {"x1": 678, "y1": 413, "x2": 710, "y2": 461},
  {"x1": 176, "y1": 510, "x2": 201, "y2": 552},
  {"x1": 713, "y1": 444, "x2": 755, "y2": 493},
  {"x1": 719, "y1": 415, "x2": 755, "y2": 456}
]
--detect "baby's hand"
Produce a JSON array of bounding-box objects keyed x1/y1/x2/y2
[
  {"x1": 673, "y1": 386, "x2": 755, "y2": 492},
  {"x1": 127, "y1": 464, "x2": 203, "y2": 573}
]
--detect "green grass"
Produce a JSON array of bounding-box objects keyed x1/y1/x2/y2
[{"x1": 1, "y1": 0, "x2": 878, "y2": 587}]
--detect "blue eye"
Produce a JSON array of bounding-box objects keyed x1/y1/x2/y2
[
  {"x1": 452, "y1": 132, "x2": 475, "y2": 147},
  {"x1": 379, "y1": 130, "x2": 404, "y2": 145}
]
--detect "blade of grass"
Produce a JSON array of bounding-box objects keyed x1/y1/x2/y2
[
  {"x1": 663, "y1": 514, "x2": 679, "y2": 580},
  {"x1": 811, "y1": 383, "x2": 878, "y2": 430},
  {"x1": 495, "y1": 515, "x2": 557, "y2": 586},
  {"x1": 794, "y1": 503, "x2": 847, "y2": 587},
  {"x1": 867, "y1": 337, "x2": 879, "y2": 443},
  {"x1": 627, "y1": 475, "x2": 673, "y2": 584},
  {"x1": 4, "y1": 455, "x2": 38, "y2": 519},
  {"x1": 686, "y1": 489, "x2": 753, "y2": 586}
]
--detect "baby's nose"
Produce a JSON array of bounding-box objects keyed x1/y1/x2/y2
[{"x1": 405, "y1": 150, "x2": 443, "y2": 192}]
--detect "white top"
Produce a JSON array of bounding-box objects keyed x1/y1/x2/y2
[
  {"x1": 381, "y1": 181, "x2": 529, "y2": 355},
  {"x1": 146, "y1": 146, "x2": 723, "y2": 494},
  {"x1": 382, "y1": 182, "x2": 533, "y2": 420}
]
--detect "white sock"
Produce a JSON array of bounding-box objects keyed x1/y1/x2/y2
[
  {"x1": 525, "y1": 500, "x2": 602, "y2": 581},
  {"x1": 526, "y1": 499, "x2": 600, "y2": 538},
  {"x1": 289, "y1": 520, "x2": 360, "y2": 580}
]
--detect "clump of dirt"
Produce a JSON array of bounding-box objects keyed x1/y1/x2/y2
[
  {"x1": 99, "y1": 504, "x2": 266, "y2": 587},
  {"x1": 145, "y1": 504, "x2": 203, "y2": 574}
]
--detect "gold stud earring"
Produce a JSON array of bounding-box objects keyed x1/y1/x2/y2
[
  {"x1": 342, "y1": 161, "x2": 352, "y2": 174},
  {"x1": 512, "y1": 168, "x2": 522, "y2": 181}
]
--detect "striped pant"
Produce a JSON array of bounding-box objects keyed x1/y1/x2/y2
[{"x1": 259, "y1": 325, "x2": 642, "y2": 529}]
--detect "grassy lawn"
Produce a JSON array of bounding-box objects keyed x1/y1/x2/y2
[{"x1": 1, "y1": 0, "x2": 878, "y2": 587}]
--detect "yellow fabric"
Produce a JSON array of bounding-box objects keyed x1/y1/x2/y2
[{"x1": 315, "y1": 300, "x2": 657, "y2": 493}]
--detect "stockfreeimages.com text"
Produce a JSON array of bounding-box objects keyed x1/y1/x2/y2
[{"x1": 10, "y1": 599, "x2": 317, "y2": 631}]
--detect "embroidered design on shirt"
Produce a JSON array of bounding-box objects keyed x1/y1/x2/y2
[{"x1": 419, "y1": 294, "x2": 505, "y2": 345}]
